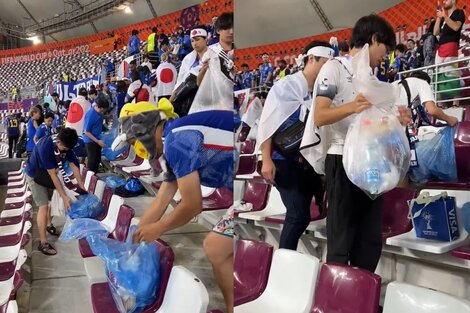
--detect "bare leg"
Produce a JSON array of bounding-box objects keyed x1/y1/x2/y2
[
  {"x1": 37, "y1": 204, "x2": 49, "y2": 244},
  {"x1": 204, "y1": 232, "x2": 234, "y2": 313},
  {"x1": 46, "y1": 203, "x2": 53, "y2": 227}
]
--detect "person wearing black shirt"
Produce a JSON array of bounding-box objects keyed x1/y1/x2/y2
[{"x1": 433, "y1": 0, "x2": 465, "y2": 107}]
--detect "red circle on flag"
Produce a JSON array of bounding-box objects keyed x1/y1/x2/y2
[
  {"x1": 160, "y1": 68, "x2": 174, "y2": 83},
  {"x1": 67, "y1": 103, "x2": 84, "y2": 124}
]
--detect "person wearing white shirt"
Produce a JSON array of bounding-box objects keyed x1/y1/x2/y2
[{"x1": 311, "y1": 15, "x2": 411, "y2": 273}]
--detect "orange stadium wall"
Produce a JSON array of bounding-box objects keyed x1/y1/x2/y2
[
  {"x1": 0, "y1": 0, "x2": 232, "y2": 65},
  {"x1": 235, "y1": 0, "x2": 470, "y2": 68}
]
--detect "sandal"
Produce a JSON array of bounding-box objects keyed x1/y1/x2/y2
[
  {"x1": 38, "y1": 242, "x2": 57, "y2": 256},
  {"x1": 46, "y1": 224, "x2": 61, "y2": 237}
]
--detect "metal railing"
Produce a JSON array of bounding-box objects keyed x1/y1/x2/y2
[{"x1": 398, "y1": 55, "x2": 470, "y2": 106}]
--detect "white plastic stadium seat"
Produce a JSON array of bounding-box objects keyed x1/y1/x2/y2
[
  {"x1": 235, "y1": 249, "x2": 320, "y2": 313},
  {"x1": 383, "y1": 282, "x2": 470, "y2": 313},
  {"x1": 157, "y1": 266, "x2": 209, "y2": 313}
]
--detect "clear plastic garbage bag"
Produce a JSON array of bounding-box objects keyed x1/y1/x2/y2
[
  {"x1": 102, "y1": 175, "x2": 127, "y2": 189},
  {"x1": 410, "y1": 126, "x2": 457, "y2": 183},
  {"x1": 189, "y1": 46, "x2": 234, "y2": 114},
  {"x1": 67, "y1": 194, "x2": 104, "y2": 219},
  {"x1": 59, "y1": 218, "x2": 109, "y2": 241},
  {"x1": 343, "y1": 45, "x2": 411, "y2": 199},
  {"x1": 86, "y1": 226, "x2": 160, "y2": 313}
]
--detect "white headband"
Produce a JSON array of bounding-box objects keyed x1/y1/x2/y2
[
  {"x1": 190, "y1": 28, "x2": 208, "y2": 38},
  {"x1": 295, "y1": 46, "x2": 335, "y2": 67},
  {"x1": 306, "y1": 46, "x2": 335, "y2": 59}
]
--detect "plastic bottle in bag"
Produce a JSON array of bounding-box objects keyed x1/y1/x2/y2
[{"x1": 362, "y1": 118, "x2": 382, "y2": 194}]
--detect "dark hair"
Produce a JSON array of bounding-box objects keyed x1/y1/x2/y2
[
  {"x1": 241, "y1": 63, "x2": 249, "y2": 68},
  {"x1": 116, "y1": 80, "x2": 128, "y2": 93},
  {"x1": 131, "y1": 69, "x2": 140, "y2": 81},
  {"x1": 44, "y1": 112, "x2": 55, "y2": 120},
  {"x1": 395, "y1": 43, "x2": 406, "y2": 53},
  {"x1": 95, "y1": 97, "x2": 109, "y2": 109},
  {"x1": 338, "y1": 40, "x2": 350, "y2": 52},
  {"x1": 88, "y1": 89, "x2": 97, "y2": 96},
  {"x1": 279, "y1": 59, "x2": 287, "y2": 65},
  {"x1": 261, "y1": 52, "x2": 269, "y2": 56},
  {"x1": 44, "y1": 102, "x2": 50, "y2": 108},
  {"x1": 409, "y1": 70, "x2": 431, "y2": 84},
  {"x1": 215, "y1": 12, "x2": 233, "y2": 32},
  {"x1": 51, "y1": 92, "x2": 59, "y2": 98},
  {"x1": 302, "y1": 40, "x2": 332, "y2": 65},
  {"x1": 129, "y1": 60, "x2": 137, "y2": 66},
  {"x1": 350, "y1": 14, "x2": 396, "y2": 50},
  {"x1": 407, "y1": 39, "x2": 416, "y2": 44},
  {"x1": 64, "y1": 100, "x2": 72, "y2": 109},
  {"x1": 132, "y1": 29, "x2": 139, "y2": 36},
  {"x1": 152, "y1": 27, "x2": 157, "y2": 33},
  {"x1": 57, "y1": 127, "x2": 78, "y2": 149},
  {"x1": 78, "y1": 87, "x2": 88, "y2": 97}
]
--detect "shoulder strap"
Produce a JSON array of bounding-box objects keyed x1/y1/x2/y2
[
  {"x1": 400, "y1": 79, "x2": 412, "y2": 108},
  {"x1": 129, "y1": 82, "x2": 144, "y2": 103}
]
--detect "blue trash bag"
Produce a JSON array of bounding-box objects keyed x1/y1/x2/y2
[
  {"x1": 59, "y1": 218, "x2": 109, "y2": 241},
  {"x1": 462, "y1": 202, "x2": 470, "y2": 234},
  {"x1": 410, "y1": 127, "x2": 458, "y2": 183},
  {"x1": 86, "y1": 226, "x2": 160, "y2": 313},
  {"x1": 103, "y1": 175, "x2": 127, "y2": 189},
  {"x1": 102, "y1": 126, "x2": 127, "y2": 161},
  {"x1": 67, "y1": 194, "x2": 104, "y2": 219}
]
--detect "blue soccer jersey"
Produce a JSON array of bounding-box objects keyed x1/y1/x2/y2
[{"x1": 162, "y1": 110, "x2": 234, "y2": 190}]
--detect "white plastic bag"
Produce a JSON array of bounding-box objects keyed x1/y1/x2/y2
[
  {"x1": 343, "y1": 45, "x2": 411, "y2": 199},
  {"x1": 50, "y1": 173, "x2": 79, "y2": 217},
  {"x1": 189, "y1": 46, "x2": 234, "y2": 114}
]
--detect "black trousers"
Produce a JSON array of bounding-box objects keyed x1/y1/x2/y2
[
  {"x1": 273, "y1": 159, "x2": 324, "y2": 250},
  {"x1": 325, "y1": 154, "x2": 384, "y2": 272},
  {"x1": 8, "y1": 135, "x2": 18, "y2": 158},
  {"x1": 85, "y1": 142, "x2": 102, "y2": 173}
]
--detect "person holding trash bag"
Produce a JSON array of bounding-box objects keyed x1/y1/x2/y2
[
  {"x1": 25, "y1": 127, "x2": 86, "y2": 255},
  {"x1": 111, "y1": 100, "x2": 234, "y2": 313},
  {"x1": 301, "y1": 14, "x2": 411, "y2": 272}
]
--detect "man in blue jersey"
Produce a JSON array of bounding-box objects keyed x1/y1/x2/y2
[
  {"x1": 240, "y1": 63, "x2": 254, "y2": 89},
  {"x1": 375, "y1": 56, "x2": 390, "y2": 82},
  {"x1": 113, "y1": 101, "x2": 234, "y2": 313},
  {"x1": 25, "y1": 128, "x2": 85, "y2": 255},
  {"x1": 388, "y1": 44, "x2": 408, "y2": 81},
  {"x1": 5, "y1": 113, "x2": 20, "y2": 158},
  {"x1": 34, "y1": 112, "x2": 54, "y2": 143},
  {"x1": 260, "y1": 53, "x2": 274, "y2": 88}
]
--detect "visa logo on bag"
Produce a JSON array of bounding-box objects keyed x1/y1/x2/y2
[{"x1": 411, "y1": 193, "x2": 460, "y2": 242}]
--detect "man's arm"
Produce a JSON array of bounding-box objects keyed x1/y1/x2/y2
[
  {"x1": 425, "y1": 101, "x2": 459, "y2": 126},
  {"x1": 69, "y1": 162, "x2": 85, "y2": 190},
  {"x1": 135, "y1": 172, "x2": 202, "y2": 243},
  {"x1": 47, "y1": 168, "x2": 72, "y2": 209},
  {"x1": 314, "y1": 95, "x2": 371, "y2": 127},
  {"x1": 260, "y1": 138, "x2": 275, "y2": 183},
  {"x1": 434, "y1": 17, "x2": 442, "y2": 36},
  {"x1": 197, "y1": 61, "x2": 209, "y2": 86},
  {"x1": 84, "y1": 130, "x2": 104, "y2": 147},
  {"x1": 438, "y1": 10, "x2": 463, "y2": 32},
  {"x1": 138, "y1": 180, "x2": 178, "y2": 227}
]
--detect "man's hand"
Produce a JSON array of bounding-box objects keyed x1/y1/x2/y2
[
  {"x1": 133, "y1": 222, "x2": 163, "y2": 243},
  {"x1": 396, "y1": 105, "x2": 412, "y2": 126},
  {"x1": 437, "y1": 9, "x2": 446, "y2": 19},
  {"x1": 62, "y1": 195, "x2": 72, "y2": 211},
  {"x1": 97, "y1": 140, "x2": 105, "y2": 148},
  {"x1": 261, "y1": 158, "x2": 276, "y2": 183},
  {"x1": 448, "y1": 116, "x2": 459, "y2": 127},
  {"x1": 349, "y1": 93, "x2": 372, "y2": 114}
]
